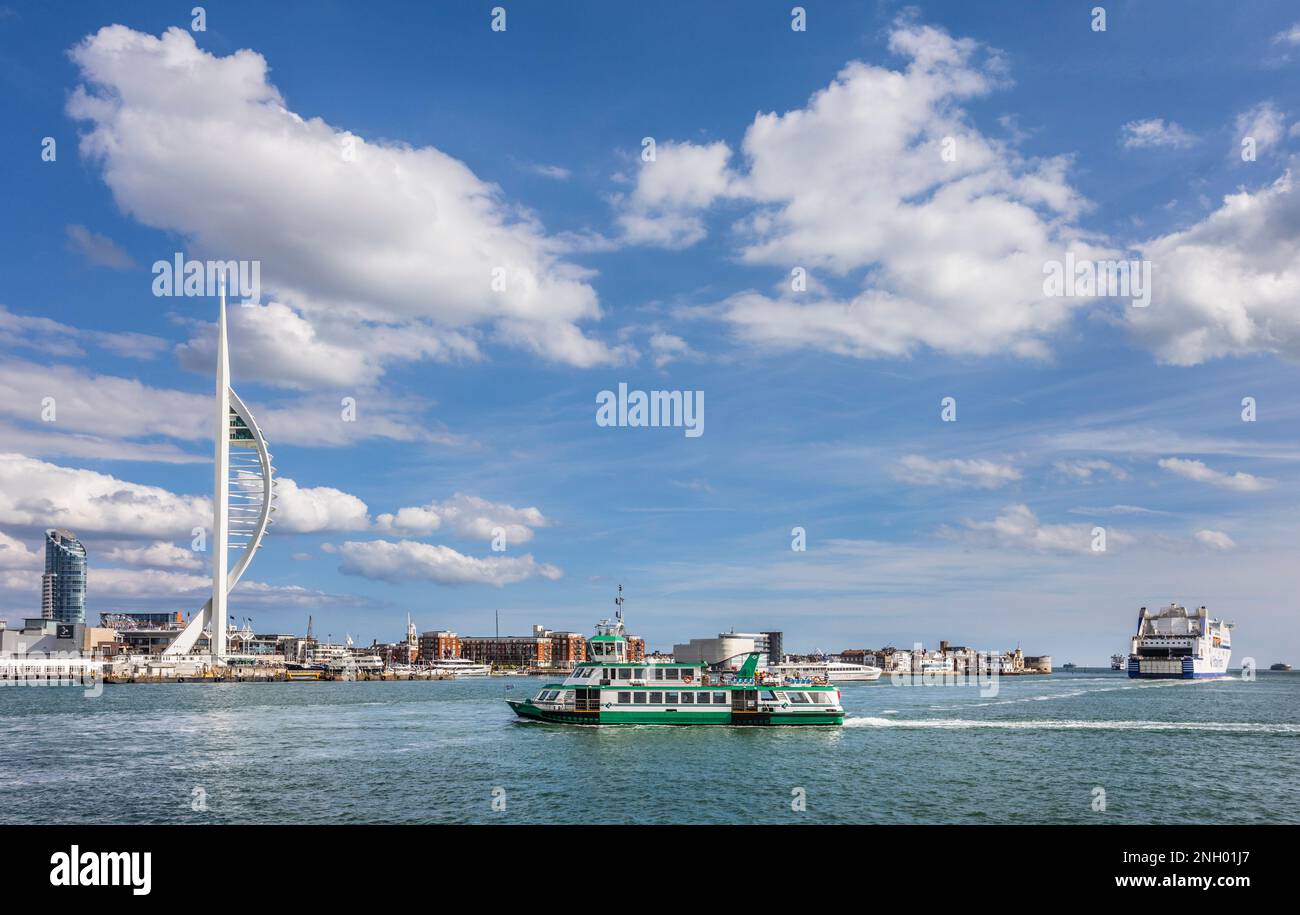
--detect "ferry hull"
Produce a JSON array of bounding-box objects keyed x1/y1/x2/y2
[
  {"x1": 507, "y1": 699, "x2": 842, "y2": 726},
  {"x1": 1126, "y1": 654, "x2": 1231, "y2": 679}
]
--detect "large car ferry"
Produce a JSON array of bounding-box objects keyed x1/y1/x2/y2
[
  {"x1": 1127, "y1": 603, "x2": 1232, "y2": 679},
  {"x1": 507, "y1": 607, "x2": 844, "y2": 726}
]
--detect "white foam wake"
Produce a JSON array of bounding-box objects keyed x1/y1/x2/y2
[{"x1": 844, "y1": 717, "x2": 1300, "y2": 733}]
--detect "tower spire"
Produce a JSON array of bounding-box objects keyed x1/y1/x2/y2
[{"x1": 212, "y1": 272, "x2": 231, "y2": 663}]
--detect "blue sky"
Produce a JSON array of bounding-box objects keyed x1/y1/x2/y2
[{"x1": 2, "y1": 1, "x2": 1300, "y2": 665}]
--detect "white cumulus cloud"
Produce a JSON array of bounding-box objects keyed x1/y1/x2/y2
[
  {"x1": 103, "y1": 540, "x2": 204, "y2": 570},
  {"x1": 621, "y1": 19, "x2": 1109, "y2": 360},
  {"x1": 272, "y1": 477, "x2": 372, "y2": 534},
  {"x1": 326, "y1": 539, "x2": 561, "y2": 586},
  {"x1": 375, "y1": 493, "x2": 548, "y2": 544},
  {"x1": 1119, "y1": 118, "x2": 1196, "y2": 150},
  {"x1": 1158, "y1": 457, "x2": 1275, "y2": 492},
  {"x1": 67, "y1": 25, "x2": 627, "y2": 372},
  {"x1": 1128, "y1": 169, "x2": 1300, "y2": 364},
  {"x1": 959, "y1": 503, "x2": 1129, "y2": 555}
]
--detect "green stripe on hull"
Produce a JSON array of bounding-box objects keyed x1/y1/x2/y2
[{"x1": 508, "y1": 700, "x2": 842, "y2": 726}]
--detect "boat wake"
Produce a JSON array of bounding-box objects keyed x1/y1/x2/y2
[
  {"x1": 927, "y1": 675, "x2": 1230, "y2": 711},
  {"x1": 844, "y1": 716, "x2": 1300, "y2": 733}
]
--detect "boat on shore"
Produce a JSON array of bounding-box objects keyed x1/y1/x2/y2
[
  {"x1": 1126, "y1": 603, "x2": 1232, "y2": 679},
  {"x1": 507, "y1": 612, "x2": 843, "y2": 726}
]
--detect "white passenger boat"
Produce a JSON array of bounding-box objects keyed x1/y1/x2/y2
[
  {"x1": 509, "y1": 613, "x2": 843, "y2": 726},
  {"x1": 426, "y1": 657, "x2": 491, "y2": 677},
  {"x1": 770, "y1": 660, "x2": 882, "y2": 682}
]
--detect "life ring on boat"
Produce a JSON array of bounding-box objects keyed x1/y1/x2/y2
[{"x1": 683, "y1": 675, "x2": 693, "y2": 684}]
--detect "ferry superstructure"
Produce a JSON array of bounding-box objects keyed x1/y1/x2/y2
[
  {"x1": 507, "y1": 605, "x2": 843, "y2": 726},
  {"x1": 1127, "y1": 604, "x2": 1232, "y2": 679}
]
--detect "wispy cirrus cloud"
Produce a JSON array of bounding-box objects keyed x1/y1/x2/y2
[
  {"x1": 1194, "y1": 529, "x2": 1236, "y2": 550},
  {"x1": 894, "y1": 455, "x2": 1021, "y2": 489},
  {"x1": 64, "y1": 223, "x2": 134, "y2": 269}
]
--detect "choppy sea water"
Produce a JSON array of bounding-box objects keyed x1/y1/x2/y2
[{"x1": 2, "y1": 671, "x2": 1297, "y2": 824}]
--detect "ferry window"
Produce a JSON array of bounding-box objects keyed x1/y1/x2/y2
[
  {"x1": 665, "y1": 691, "x2": 679, "y2": 704},
  {"x1": 633, "y1": 692, "x2": 647, "y2": 704},
  {"x1": 787, "y1": 692, "x2": 810, "y2": 704},
  {"x1": 665, "y1": 668, "x2": 680, "y2": 680},
  {"x1": 809, "y1": 692, "x2": 830, "y2": 705},
  {"x1": 653, "y1": 668, "x2": 664, "y2": 680},
  {"x1": 618, "y1": 692, "x2": 631, "y2": 704},
  {"x1": 761, "y1": 689, "x2": 777, "y2": 700},
  {"x1": 649, "y1": 691, "x2": 663, "y2": 704},
  {"x1": 635, "y1": 668, "x2": 646, "y2": 678},
  {"x1": 680, "y1": 692, "x2": 694, "y2": 704},
  {"x1": 618, "y1": 668, "x2": 632, "y2": 679},
  {"x1": 713, "y1": 692, "x2": 727, "y2": 704}
]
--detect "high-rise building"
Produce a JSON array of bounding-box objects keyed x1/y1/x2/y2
[{"x1": 42, "y1": 529, "x2": 86, "y2": 624}]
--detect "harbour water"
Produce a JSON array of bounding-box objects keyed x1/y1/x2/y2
[{"x1": 2, "y1": 671, "x2": 1297, "y2": 824}]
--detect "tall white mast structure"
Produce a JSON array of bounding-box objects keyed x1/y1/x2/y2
[
  {"x1": 212, "y1": 273, "x2": 231, "y2": 663},
  {"x1": 164, "y1": 273, "x2": 276, "y2": 664}
]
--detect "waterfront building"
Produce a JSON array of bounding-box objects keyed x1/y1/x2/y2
[
  {"x1": 458, "y1": 623, "x2": 638, "y2": 670},
  {"x1": 100, "y1": 611, "x2": 187, "y2": 655},
  {"x1": 461, "y1": 630, "x2": 553, "y2": 667},
  {"x1": 723, "y1": 630, "x2": 782, "y2": 669},
  {"x1": 839, "y1": 648, "x2": 883, "y2": 667},
  {"x1": 42, "y1": 529, "x2": 87, "y2": 625},
  {"x1": 549, "y1": 630, "x2": 587, "y2": 668},
  {"x1": 1024, "y1": 655, "x2": 1052, "y2": 673},
  {"x1": 278, "y1": 635, "x2": 316, "y2": 663},
  {"x1": 0, "y1": 618, "x2": 116, "y2": 658},
  {"x1": 672, "y1": 634, "x2": 757, "y2": 671},
  {"x1": 418, "y1": 630, "x2": 461, "y2": 663}
]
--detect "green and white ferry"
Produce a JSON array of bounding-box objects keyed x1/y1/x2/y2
[{"x1": 507, "y1": 606, "x2": 844, "y2": 727}]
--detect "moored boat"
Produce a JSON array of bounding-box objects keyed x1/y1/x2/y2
[
  {"x1": 425, "y1": 657, "x2": 491, "y2": 677},
  {"x1": 770, "y1": 659, "x2": 882, "y2": 682}
]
